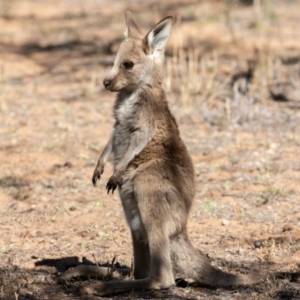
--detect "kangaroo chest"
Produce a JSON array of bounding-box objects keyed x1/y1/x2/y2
[
  {"x1": 115, "y1": 91, "x2": 139, "y2": 124},
  {"x1": 113, "y1": 92, "x2": 140, "y2": 166}
]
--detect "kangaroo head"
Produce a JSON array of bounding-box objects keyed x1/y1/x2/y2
[{"x1": 103, "y1": 11, "x2": 173, "y2": 92}]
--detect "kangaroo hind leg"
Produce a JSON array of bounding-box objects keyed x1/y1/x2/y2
[{"x1": 79, "y1": 175, "x2": 175, "y2": 296}]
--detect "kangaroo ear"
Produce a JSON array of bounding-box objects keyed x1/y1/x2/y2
[
  {"x1": 143, "y1": 16, "x2": 173, "y2": 61},
  {"x1": 124, "y1": 11, "x2": 142, "y2": 39}
]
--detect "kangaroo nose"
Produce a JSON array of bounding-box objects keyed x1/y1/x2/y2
[{"x1": 103, "y1": 78, "x2": 111, "y2": 89}]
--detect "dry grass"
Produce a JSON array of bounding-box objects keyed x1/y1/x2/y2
[{"x1": 165, "y1": 38, "x2": 300, "y2": 126}]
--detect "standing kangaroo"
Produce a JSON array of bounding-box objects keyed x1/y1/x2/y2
[{"x1": 60, "y1": 11, "x2": 259, "y2": 296}]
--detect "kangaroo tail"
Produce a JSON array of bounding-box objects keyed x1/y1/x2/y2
[{"x1": 170, "y1": 231, "x2": 260, "y2": 287}]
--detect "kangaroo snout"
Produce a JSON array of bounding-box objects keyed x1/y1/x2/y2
[{"x1": 103, "y1": 78, "x2": 111, "y2": 89}]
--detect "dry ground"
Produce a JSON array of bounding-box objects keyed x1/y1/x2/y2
[{"x1": 0, "y1": 0, "x2": 300, "y2": 299}]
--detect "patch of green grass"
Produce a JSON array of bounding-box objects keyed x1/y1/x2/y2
[
  {"x1": 8, "y1": 187, "x2": 21, "y2": 199},
  {"x1": 265, "y1": 187, "x2": 288, "y2": 197},
  {"x1": 80, "y1": 242, "x2": 90, "y2": 249},
  {"x1": 0, "y1": 246, "x2": 14, "y2": 254},
  {"x1": 0, "y1": 176, "x2": 15, "y2": 187},
  {"x1": 202, "y1": 199, "x2": 217, "y2": 213},
  {"x1": 53, "y1": 205, "x2": 65, "y2": 214},
  {"x1": 255, "y1": 196, "x2": 268, "y2": 206},
  {"x1": 93, "y1": 201, "x2": 107, "y2": 208},
  {"x1": 290, "y1": 243, "x2": 300, "y2": 252}
]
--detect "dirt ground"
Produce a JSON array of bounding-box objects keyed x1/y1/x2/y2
[{"x1": 0, "y1": 0, "x2": 300, "y2": 299}]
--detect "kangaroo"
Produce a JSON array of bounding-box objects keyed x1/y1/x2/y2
[{"x1": 59, "y1": 11, "x2": 259, "y2": 296}]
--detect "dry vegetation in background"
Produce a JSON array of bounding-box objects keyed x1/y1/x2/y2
[{"x1": 0, "y1": 0, "x2": 300, "y2": 299}]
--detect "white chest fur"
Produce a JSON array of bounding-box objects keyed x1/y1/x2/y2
[{"x1": 116, "y1": 91, "x2": 139, "y2": 123}]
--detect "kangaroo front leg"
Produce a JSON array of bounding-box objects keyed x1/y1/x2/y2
[
  {"x1": 106, "y1": 123, "x2": 155, "y2": 194},
  {"x1": 92, "y1": 130, "x2": 114, "y2": 187}
]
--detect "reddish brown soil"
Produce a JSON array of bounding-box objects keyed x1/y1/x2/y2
[{"x1": 0, "y1": 1, "x2": 300, "y2": 299}]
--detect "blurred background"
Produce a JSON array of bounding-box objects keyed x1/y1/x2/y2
[
  {"x1": 0, "y1": 1, "x2": 300, "y2": 299},
  {"x1": 1, "y1": 0, "x2": 300, "y2": 124}
]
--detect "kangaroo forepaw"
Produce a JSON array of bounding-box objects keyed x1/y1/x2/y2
[
  {"x1": 106, "y1": 175, "x2": 122, "y2": 194},
  {"x1": 92, "y1": 166, "x2": 104, "y2": 187}
]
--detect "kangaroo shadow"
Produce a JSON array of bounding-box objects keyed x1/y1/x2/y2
[
  {"x1": 1, "y1": 255, "x2": 298, "y2": 299},
  {"x1": 33, "y1": 256, "x2": 300, "y2": 299}
]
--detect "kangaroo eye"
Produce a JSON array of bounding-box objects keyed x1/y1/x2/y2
[{"x1": 122, "y1": 61, "x2": 134, "y2": 70}]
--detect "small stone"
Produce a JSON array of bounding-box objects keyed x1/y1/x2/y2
[
  {"x1": 221, "y1": 219, "x2": 229, "y2": 226},
  {"x1": 237, "y1": 248, "x2": 244, "y2": 255},
  {"x1": 64, "y1": 161, "x2": 72, "y2": 168},
  {"x1": 69, "y1": 206, "x2": 76, "y2": 211},
  {"x1": 80, "y1": 231, "x2": 89, "y2": 238},
  {"x1": 254, "y1": 240, "x2": 262, "y2": 248},
  {"x1": 282, "y1": 223, "x2": 293, "y2": 232}
]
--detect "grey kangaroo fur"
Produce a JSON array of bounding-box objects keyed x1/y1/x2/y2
[{"x1": 59, "y1": 11, "x2": 259, "y2": 296}]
